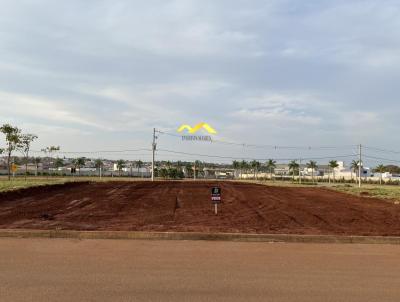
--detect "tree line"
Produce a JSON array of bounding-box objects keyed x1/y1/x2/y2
[{"x1": 231, "y1": 159, "x2": 368, "y2": 183}]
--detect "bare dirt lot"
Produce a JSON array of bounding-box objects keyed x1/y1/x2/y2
[{"x1": 1, "y1": 181, "x2": 400, "y2": 236}]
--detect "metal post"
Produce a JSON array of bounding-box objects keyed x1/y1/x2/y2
[
  {"x1": 299, "y1": 158, "x2": 302, "y2": 184},
  {"x1": 194, "y1": 162, "x2": 196, "y2": 180},
  {"x1": 152, "y1": 128, "x2": 156, "y2": 182},
  {"x1": 359, "y1": 144, "x2": 362, "y2": 188}
]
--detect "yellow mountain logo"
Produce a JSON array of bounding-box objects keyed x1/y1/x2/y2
[{"x1": 177, "y1": 123, "x2": 217, "y2": 134}]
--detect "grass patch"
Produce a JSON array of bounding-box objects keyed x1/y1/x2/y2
[
  {"x1": 0, "y1": 176, "x2": 151, "y2": 192},
  {"x1": 0, "y1": 177, "x2": 70, "y2": 192},
  {"x1": 328, "y1": 184, "x2": 400, "y2": 202}
]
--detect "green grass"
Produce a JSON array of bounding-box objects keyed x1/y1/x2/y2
[
  {"x1": 0, "y1": 177, "x2": 71, "y2": 192},
  {"x1": 329, "y1": 184, "x2": 400, "y2": 203},
  {"x1": 0, "y1": 176, "x2": 150, "y2": 192}
]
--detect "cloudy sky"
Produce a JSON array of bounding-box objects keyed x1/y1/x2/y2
[{"x1": 0, "y1": 0, "x2": 399, "y2": 164}]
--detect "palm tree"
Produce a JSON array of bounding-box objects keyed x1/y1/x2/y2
[
  {"x1": 73, "y1": 157, "x2": 86, "y2": 176},
  {"x1": 288, "y1": 160, "x2": 300, "y2": 181},
  {"x1": 95, "y1": 159, "x2": 103, "y2": 177},
  {"x1": 185, "y1": 163, "x2": 193, "y2": 178},
  {"x1": 176, "y1": 161, "x2": 183, "y2": 177},
  {"x1": 250, "y1": 160, "x2": 261, "y2": 180},
  {"x1": 239, "y1": 160, "x2": 248, "y2": 179},
  {"x1": 375, "y1": 164, "x2": 385, "y2": 185},
  {"x1": 266, "y1": 159, "x2": 276, "y2": 181},
  {"x1": 194, "y1": 160, "x2": 202, "y2": 179},
  {"x1": 136, "y1": 160, "x2": 143, "y2": 178},
  {"x1": 54, "y1": 158, "x2": 64, "y2": 176},
  {"x1": 232, "y1": 160, "x2": 240, "y2": 179},
  {"x1": 307, "y1": 160, "x2": 318, "y2": 183},
  {"x1": 350, "y1": 160, "x2": 359, "y2": 182},
  {"x1": 116, "y1": 159, "x2": 125, "y2": 176},
  {"x1": 328, "y1": 160, "x2": 339, "y2": 183}
]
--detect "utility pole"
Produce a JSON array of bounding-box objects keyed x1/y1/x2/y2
[
  {"x1": 299, "y1": 158, "x2": 302, "y2": 184},
  {"x1": 358, "y1": 144, "x2": 362, "y2": 188},
  {"x1": 152, "y1": 128, "x2": 157, "y2": 182},
  {"x1": 194, "y1": 161, "x2": 196, "y2": 180}
]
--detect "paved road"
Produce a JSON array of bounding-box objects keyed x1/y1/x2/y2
[{"x1": 1, "y1": 239, "x2": 399, "y2": 302}]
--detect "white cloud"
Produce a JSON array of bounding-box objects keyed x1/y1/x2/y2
[
  {"x1": 0, "y1": 0, "x2": 399, "y2": 159},
  {"x1": 0, "y1": 91, "x2": 110, "y2": 130}
]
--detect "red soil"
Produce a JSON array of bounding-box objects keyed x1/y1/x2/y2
[{"x1": 1, "y1": 181, "x2": 400, "y2": 236}]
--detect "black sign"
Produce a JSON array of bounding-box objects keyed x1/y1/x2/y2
[{"x1": 211, "y1": 187, "x2": 221, "y2": 204}]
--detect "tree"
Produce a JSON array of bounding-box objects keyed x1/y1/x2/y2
[
  {"x1": 328, "y1": 160, "x2": 339, "y2": 184},
  {"x1": 95, "y1": 159, "x2": 104, "y2": 177},
  {"x1": 307, "y1": 160, "x2": 318, "y2": 183},
  {"x1": 250, "y1": 160, "x2": 261, "y2": 180},
  {"x1": 73, "y1": 157, "x2": 86, "y2": 176},
  {"x1": 159, "y1": 168, "x2": 168, "y2": 179},
  {"x1": 168, "y1": 168, "x2": 178, "y2": 179},
  {"x1": 375, "y1": 164, "x2": 385, "y2": 185},
  {"x1": 194, "y1": 160, "x2": 202, "y2": 179},
  {"x1": 266, "y1": 159, "x2": 277, "y2": 181},
  {"x1": 351, "y1": 160, "x2": 362, "y2": 183},
  {"x1": 176, "y1": 161, "x2": 183, "y2": 177},
  {"x1": 185, "y1": 163, "x2": 193, "y2": 178},
  {"x1": 288, "y1": 160, "x2": 300, "y2": 181},
  {"x1": 239, "y1": 160, "x2": 248, "y2": 179},
  {"x1": 136, "y1": 160, "x2": 143, "y2": 177},
  {"x1": 34, "y1": 157, "x2": 41, "y2": 176},
  {"x1": 232, "y1": 160, "x2": 240, "y2": 179},
  {"x1": 350, "y1": 160, "x2": 359, "y2": 182},
  {"x1": 0, "y1": 124, "x2": 21, "y2": 180},
  {"x1": 41, "y1": 146, "x2": 60, "y2": 176},
  {"x1": 54, "y1": 158, "x2": 64, "y2": 172},
  {"x1": 116, "y1": 159, "x2": 125, "y2": 176},
  {"x1": 17, "y1": 133, "x2": 38, "y2": 180}
]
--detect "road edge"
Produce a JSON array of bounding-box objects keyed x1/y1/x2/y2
[{"x1": 1, "y1": 229, "x2": 400, "y2": 244}]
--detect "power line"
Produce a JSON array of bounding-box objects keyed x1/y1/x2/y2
[
  {"x1": 364, "y1": 146, "x2": 400, "y2": 155},
  {"x1": 157, "y1": 148, "x2": 357, "y2": 162},
  {"x1": 31, "y1": 148, "x2": 152, "y2": 154},
  {"x1": 27, "y1": 145, "x2": 358, "y2": 163},
  {"x1": 363, "y1": 155, "x2": 400, "y2": 164},
  {"x1": 156, "y1": 130, "x2": 357, "y2": 150}
]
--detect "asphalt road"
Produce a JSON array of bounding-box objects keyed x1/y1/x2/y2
[{"x1": 1, "y1": 239, "x2": 399, "y2": 302}]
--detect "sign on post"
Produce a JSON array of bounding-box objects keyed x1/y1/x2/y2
[
  {"x1": 11, "y1": 164, "x2": 18, "y2": 173},
  {"x1": 211, "y1": 187, "x2": 221, "y2": 215}
]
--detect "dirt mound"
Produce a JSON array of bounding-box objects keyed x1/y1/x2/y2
[{"x1": 0, "y1": 181, "x2": 400, "y2": 236}]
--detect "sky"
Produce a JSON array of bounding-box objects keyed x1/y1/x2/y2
[{"x1": 0, "y1": 0, "x2": 399, "y2": 164}]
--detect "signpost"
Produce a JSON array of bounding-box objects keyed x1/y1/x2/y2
[
  {"x1": 11, "y1": 163, "x2": 18, "y2": 177},
  {"x1": 211, "y1": 187, "x2": 221, "y2": 215}
]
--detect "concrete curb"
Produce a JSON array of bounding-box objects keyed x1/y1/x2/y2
[{"x1": 1, "y1": 229, "x2": 400, "y2": 244}]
